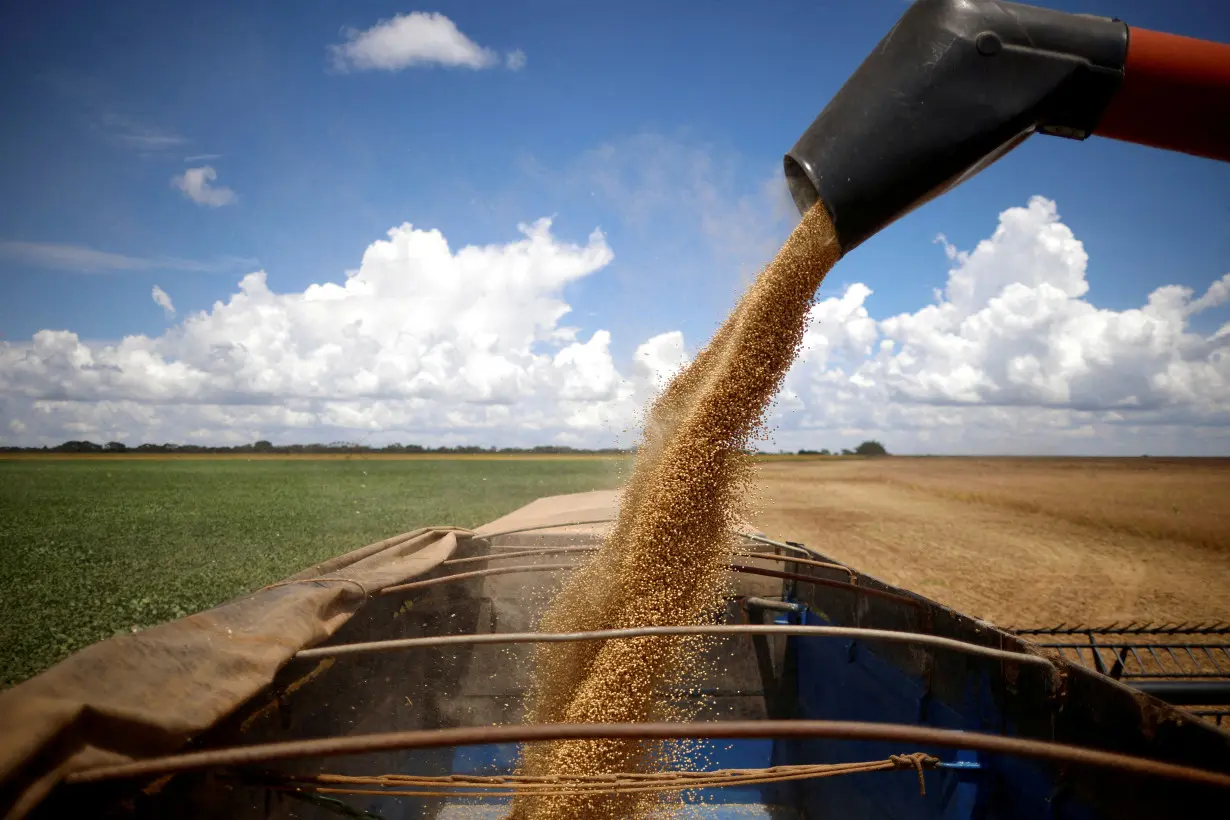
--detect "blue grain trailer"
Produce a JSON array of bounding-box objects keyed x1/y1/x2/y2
[{"x1": 5, "y1": 490, "x2": 1227, "y2": 819}]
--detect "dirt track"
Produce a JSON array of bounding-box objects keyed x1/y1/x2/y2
[{"x1": 753, "y1": 458, "x2": 1230, "y2": 627}]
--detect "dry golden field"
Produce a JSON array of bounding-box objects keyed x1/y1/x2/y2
[{"x1": 753, "y1": 457, "x2": 1230, "y2": 628}]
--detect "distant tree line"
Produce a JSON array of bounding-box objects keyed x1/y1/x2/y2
[
  {"x1": 1, "y1": 438, "x2": 889, "y2": 457},
  {"x1": 0, "y1": 440, "x2": 632, "y2": 456},
  {"x1": 796, "y1": 440, "x2": 889, "y2": 457}
]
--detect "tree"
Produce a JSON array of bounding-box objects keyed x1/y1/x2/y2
[
  {"x1": 819, "y1": 448, "x2": 832, "y2": 456},
  {"x1": 253, "y1": 440, "x2": 274, "y2": 452},
  {"x1": 55, "y1": 440, "x2": 102, "y2": 453},
  {"x1": 854, "y1": 440, "x2": 889, "y2": 456},
  {"x1": 104, "y1": 441, "x2": 127, "y2": 452},
  {"x1": 840, "y1": 448, "x2": 854, "y2": 456}
]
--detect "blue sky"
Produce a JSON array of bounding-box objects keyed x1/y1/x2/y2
[{"x1": 1, "y1": 0, "x2": 1228, "y2": 453}]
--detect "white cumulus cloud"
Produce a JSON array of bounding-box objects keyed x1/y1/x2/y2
[
  {"x1": 505, "y1": 49, "x2": 527, "y2": 71},
  {"x1": 773, "y1": 196, "x2": 1230, "y2": 454},
  {"x1": 633, "y1": 331, "x2": 689, "y2": 393},
  {"x1": 873, "y1": 196, "x2": 1229, "y2": 412},
  {"x1": 0, "y1": 218, "x2": 665, "y2": 447},
  {"x1": 151, "y1": 285, "x2": 175, "y2": 317},
  {"x1": 172, "y1": 166, "x2": 235, "y2": 207},
  {"x1": 330, "y1": 12, "x2": 515, "y2": 72},
  {"x1": 1, "y1": 197, "x2": 1227, "y2": 455}
]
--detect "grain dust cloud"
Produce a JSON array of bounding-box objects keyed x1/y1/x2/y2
[{"x1": 508, "y1": 203, "x2": 841, "y2": 819}]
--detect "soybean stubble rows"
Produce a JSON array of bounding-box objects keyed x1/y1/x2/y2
[
  {"x1": 11, "y1": 453, "x2": 1226, "y2": 690},
  {"x1": 755, "y1": 456, "x2": 1230, "y2": 627},
  {"x1": 0, "y1": 456, "x2": 624, "y2": 687}
]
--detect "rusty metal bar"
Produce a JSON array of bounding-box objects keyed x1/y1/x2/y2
[
  {"x1": 381, "y1": 563, "x2": 581, "y2": 594},
  {"x1": 730, "y1": 564, "x2": 922, "y2": 610},
  {"x1": 444, "y1": 546, "x2": 853, "y2": 582},
  {"x1": 472, "y1": 521, "x2": 825, "y2": 562},
  {"x1": 64, "y1": 720, "x2": 1230, "y2": 789},
  {"x1": 382, "y1": 560, "x2": 904, "y2": 610},
  {"x1": 737, "y1": 551, "x2": 856, "y2": 582},
  {"x1": 740, "y1": 532, "x2": 825, "y2": 560},
  {"x1": 293, "y1": 623, "x2": 1052, "y2": 668},
  {"x1": 443, "y1": 546, "x2": 599, "y2": 566},
  {"x1": 472, "y1": 518, "x2": 616, "y2": 540}
]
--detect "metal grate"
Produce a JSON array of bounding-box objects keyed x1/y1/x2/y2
[
  {"x1": 1008, "y1": 622, "x2": 1230, "y2": 681},
  {"x1": 1192, "y1": 709, "x2": 1230, "y2": 727},
  {"x1": 1009, "y1": 622, "x2": 1230, "y2": 638},
  {"x1": 1008, "y1": 623, "x2": 1230, "y2": 728}
]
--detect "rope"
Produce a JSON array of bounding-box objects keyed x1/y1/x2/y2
[
  {"x1": 890, "y1": 752, "x2": 934, "y2": 796},
  {"x1": 248, "y1": 755, "x2": 940, "y2": 799}
]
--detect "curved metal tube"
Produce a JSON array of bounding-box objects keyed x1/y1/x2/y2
[
  {"x1": 442, "y1": 546, "x2": 850, "y2": 582},
  {"x1": 294, "y1": 623, "x2": 1049, "y2": 668},
  {"x1": 740, "y1": 532, "x2": 822, "y2": 559},
  {"x1": 442, "y1": 546, "x2": 599, "y2": 566},
  {"x1": 471, "y1": 518, "x2": 616, "y2": 540},
  {"x1": 381, "y1": 563, "x2": 581, "y2": 595},
  {"x1": 65, "y1": 719, "x2": 1230, "y2": 789}
]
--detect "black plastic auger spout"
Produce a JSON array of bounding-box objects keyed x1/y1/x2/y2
[{"x1": 785, "y1": 0, "x2": 1128, "y2": 254}]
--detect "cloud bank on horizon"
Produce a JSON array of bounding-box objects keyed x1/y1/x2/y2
[{"x1": 2, "y1": 196, "x2": 1226, "y2": 455}]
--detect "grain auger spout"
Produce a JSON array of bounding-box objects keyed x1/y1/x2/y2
[{"x1": 786, "y1": 0, "x2": 1230, "y2": 254}]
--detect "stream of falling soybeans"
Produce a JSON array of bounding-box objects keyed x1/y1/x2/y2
[{"x1": 508, "y1": 202, "x2": 841, "y2": 819}]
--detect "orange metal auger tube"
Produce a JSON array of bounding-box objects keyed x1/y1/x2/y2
[{"x1": 1095, "y1": 28, "x2": 1230, "y2": 162}]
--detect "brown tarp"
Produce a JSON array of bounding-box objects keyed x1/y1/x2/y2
[{"x1": 0, "y1": 526, "x2": 463, "y2": 820}]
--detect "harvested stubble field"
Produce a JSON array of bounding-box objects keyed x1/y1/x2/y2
[
  {"x1": 0, "y1": 456, "x2": 624, "y2": 687},
  {"x1": 4, "y1": 454, "x2": 1229, "y2": 687},
  {"x1": 754, "y1": 456, "x2": 1230, "y2": 627}
]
